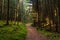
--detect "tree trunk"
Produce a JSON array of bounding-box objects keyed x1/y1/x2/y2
[{"x1": 6, "y1": 0, "x2": 9, "y2": 25}]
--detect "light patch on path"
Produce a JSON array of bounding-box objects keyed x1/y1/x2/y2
[{"x1": 26, "y1": 23, "x2": 48, "y2": 40}]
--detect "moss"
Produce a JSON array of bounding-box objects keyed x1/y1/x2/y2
[
  {"x1": 0, "y1": 21, "x2": 27, "y2": 40},
  {"x1": 37, "y1": 27, "x2": 60, "y2": 40}
]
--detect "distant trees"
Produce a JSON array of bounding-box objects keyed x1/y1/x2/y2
[
  {"x1": 0, "y1": 0, "x2": 22, "y2": 25},
  {"x1": 32, "y1": 0, "x2": 60, "y2": 32}
]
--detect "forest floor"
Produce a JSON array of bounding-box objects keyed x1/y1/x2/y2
[
  {"x1": 26, "y1": 23, "x2": 48, "y2": 40},
  {"x1": 0, "y1": 21, "x2": 27, "y2": 40}
]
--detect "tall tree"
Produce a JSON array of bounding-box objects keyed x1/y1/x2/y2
[{"x1": 6, "y1": 0, "x2": 9, "y2": 25}]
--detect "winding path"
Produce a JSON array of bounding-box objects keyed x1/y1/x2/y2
[{"x1": 26, "y1": 23, "x2": 48, "y2": 40}]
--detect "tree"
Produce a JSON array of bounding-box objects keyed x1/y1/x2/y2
[{"x1": 6, "y1": 0, "x2": 9, "y2": 25}]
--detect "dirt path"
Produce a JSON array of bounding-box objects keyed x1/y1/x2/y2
[{"x1": 26, "y1": 23, "x2": 48, "y2": 40}]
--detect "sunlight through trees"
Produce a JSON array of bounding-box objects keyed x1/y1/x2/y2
[{"x1": 32, "y1": 0, "x2": 60, "y2": 32}]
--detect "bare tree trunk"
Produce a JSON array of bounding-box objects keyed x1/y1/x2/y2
[{"x1": 6, "y1": 0, "x2": 9, "y2": 25}]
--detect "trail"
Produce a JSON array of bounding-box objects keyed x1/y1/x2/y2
[{"x1": 26, "y1": 23, "x2": 48, "y2": 40}]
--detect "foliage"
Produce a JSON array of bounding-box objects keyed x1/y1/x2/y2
[
  {"x1": 0, "y1": 21, "x2": 27, "y2": 40},
  {"x1": 37, "y1": 27, "x2": 60, "y2": 40}
]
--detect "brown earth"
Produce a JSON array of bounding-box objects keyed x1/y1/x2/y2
[{"x1": 26, "y1": 23, "x2": 48, "y2": 40}]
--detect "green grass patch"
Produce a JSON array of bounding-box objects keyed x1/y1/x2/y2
[
  {"x1": 37, "y1": 28, "x2": 60, "y2": 40},
  {"x1": 0, "y1": 21, "x2": 27, "y2": 40}
]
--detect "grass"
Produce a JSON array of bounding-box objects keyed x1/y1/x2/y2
[
  {"x1": 37, "y1": 28, "x2": 60, "y2": 40},
  {"x1": 0, "y1": 21, "x2": 27, "y2": 40}
]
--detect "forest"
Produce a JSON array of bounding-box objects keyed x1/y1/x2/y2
[
  {"x1": 0, "y1": 0, "x2": 60, "y2": 40},
  {"x1": 33, "y1": 0, "x2": 60, "y2": 32}
]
